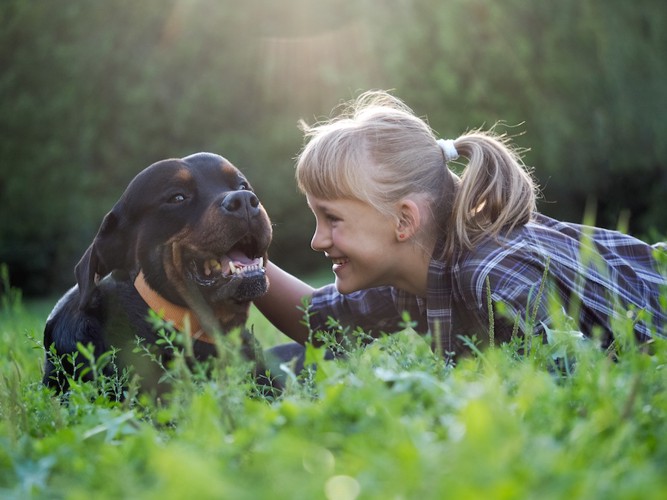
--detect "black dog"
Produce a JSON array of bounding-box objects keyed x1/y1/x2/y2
[{"x1": 42, "y1": 153, "x2": 273, "y2": 394}]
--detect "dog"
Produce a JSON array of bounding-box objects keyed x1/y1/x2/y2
[{"x1": 42, "y1": 152, "x2": 273, "y2": 395}]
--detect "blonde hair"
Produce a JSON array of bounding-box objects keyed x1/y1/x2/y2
[{"x1": 296, "y1": 90, "x2": 537, "y2": 259}]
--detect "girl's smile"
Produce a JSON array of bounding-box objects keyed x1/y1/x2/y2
[{"x1": 330, "y1": 256, "x2": 350, "y2": 273}]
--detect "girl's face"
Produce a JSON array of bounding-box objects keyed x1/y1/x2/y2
[{"x1": 306, "y1": 194, "x2": 401, "y2": 294}]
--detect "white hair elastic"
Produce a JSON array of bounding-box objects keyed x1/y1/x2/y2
[{"x1": 437, "y1": 138, "x2": 459, "y2": 162}]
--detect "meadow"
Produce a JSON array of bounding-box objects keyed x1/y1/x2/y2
[{"x1": 1, "y1": 269, "x2": 667, "y2": 499}]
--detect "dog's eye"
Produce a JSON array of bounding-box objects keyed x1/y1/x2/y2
[
  {"x1": 167, "y1": 193, "x2": 186, "y2": 204},
  {"x1": 239, "y1": 182, "x2": 250, "y2": 191}
]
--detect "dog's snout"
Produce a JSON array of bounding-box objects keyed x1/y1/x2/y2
[{"x1": 221, "y1": 190, "x2": 260, "y2": 216}]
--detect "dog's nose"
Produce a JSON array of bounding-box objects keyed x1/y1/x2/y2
[{"x1": 220, "y1": 190, "x2": 260, "y2": 216}]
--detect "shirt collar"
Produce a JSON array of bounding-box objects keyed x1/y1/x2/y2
[{"x1": 425, "y1": 237, "x2": 456, "y2": 358}]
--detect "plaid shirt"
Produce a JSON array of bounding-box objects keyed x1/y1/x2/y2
[{"x1": 308, "y1": 213, "x2": 667, "y2": 356}]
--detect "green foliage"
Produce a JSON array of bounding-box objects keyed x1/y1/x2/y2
[
  {"x1": 2, "y1": 0, "x2": 667, "y2": 295},
  {"x1": 3, "y1": 288, "x2": 667, "y2": 498}
]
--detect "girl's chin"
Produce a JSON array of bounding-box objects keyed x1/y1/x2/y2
[
  {"x1": 334, "y1": 276, "x2": 360, "y2": 295},
  {"x1": 333, "y1": 263, "x2": 381, "y2": 294},
  {"x1": 334, "y1": 274, "x2": 376, "y2": 295}
]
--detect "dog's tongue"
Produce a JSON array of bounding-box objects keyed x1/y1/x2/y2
[
  {"x1": 225, "y1": 249, "x2": 264, "y2": 278},
  {"x1": 227, "y1": 249, "x2": 255, "y2": 265},
  {"x1": 201, "y1": 250, "x2": 262, "y2": 278}
]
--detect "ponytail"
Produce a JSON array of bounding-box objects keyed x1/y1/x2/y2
[{"x1": 443, "y1": 130, "x2": 537, "y2": 259}]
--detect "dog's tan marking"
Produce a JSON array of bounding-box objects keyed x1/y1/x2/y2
[{"x1": 174, "y1": 168, "x2": 193, "y2": 182}]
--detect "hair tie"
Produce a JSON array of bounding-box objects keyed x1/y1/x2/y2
[{"x1": 437, "y1": 138, "x2": 459, "y2": 163}]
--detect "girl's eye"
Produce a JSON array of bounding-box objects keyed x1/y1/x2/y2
[
  {"x1": 326, "y1": 214, "x2": 341, "y2": 223},
  {"x1": 167, "y1": 194, "x2": 186, "y2": 204}
]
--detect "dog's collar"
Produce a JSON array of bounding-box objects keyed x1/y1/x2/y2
[{"x1": 133, "y1": 270, "x2": 216, "y2": 344}]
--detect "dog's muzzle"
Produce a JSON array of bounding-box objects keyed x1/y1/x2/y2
[{"x1": 183, "y1": 228, "x2": 269, "y2": 303}]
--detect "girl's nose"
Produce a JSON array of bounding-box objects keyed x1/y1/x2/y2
[{"x1": 310, "y1": 224, "x2": 331, "y2": 252}]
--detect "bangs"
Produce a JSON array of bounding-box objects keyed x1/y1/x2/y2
[{"x1": 296, "y1": 123, "x2": 370, "y2": 201}]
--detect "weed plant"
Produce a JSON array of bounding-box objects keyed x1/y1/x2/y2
[{"x1": 1, "y1": 262, "x2": 667, "y2": 499}]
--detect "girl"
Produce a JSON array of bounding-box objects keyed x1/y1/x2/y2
[{"x1": 256, "y1": 90, "x2": 666, "y2": 361}]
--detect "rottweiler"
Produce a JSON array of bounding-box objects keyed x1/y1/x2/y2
[{"x1": 42, "y1": 152, "x2": 273, "y2": 394}]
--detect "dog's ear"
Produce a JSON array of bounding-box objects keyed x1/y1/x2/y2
[{"x1": 75, "y1": 209, "x2": 132, "y2": 310}]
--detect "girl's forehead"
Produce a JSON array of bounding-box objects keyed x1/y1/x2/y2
[
  {"x1": 306, "y1": 193, "x2": 332, "y2": 207},
  {"x1": 306, "y1": 194, "x2": 371, "y2": 213}
]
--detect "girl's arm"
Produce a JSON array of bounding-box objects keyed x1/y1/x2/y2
[{"x1": 254, "y1": 260, "x2": 314, "y2": 344}]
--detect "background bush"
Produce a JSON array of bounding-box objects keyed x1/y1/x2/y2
[{"x1": 1, "y1": 0, "x2": 666, "y2": 295}]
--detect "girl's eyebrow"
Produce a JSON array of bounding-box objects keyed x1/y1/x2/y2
[
  {"x1": 307, "y1": 198, "x2": 329, "y2": 212},
  {"x1": 319, "y1": 204, "x2": 340, "y2": 216}
]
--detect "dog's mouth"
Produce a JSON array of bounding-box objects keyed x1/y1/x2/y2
[{"x1": 186, "y1": 235, "x2": 266, "y2": 287}]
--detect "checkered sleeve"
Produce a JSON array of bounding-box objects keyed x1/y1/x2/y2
[
  {"x1": 457, "y1": 215, "x2": 667, "y2": 344},
  {"x1": 308, "y1": 284, "x2": 411, "y2": 337}
]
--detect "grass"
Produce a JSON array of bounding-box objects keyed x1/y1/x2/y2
[{"x1": 2, "y1": 274, "x2": 667, "y2": 499}]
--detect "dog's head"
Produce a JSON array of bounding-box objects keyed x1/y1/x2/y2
[{"x1": 75, "y1": 153, "x2": 272, "y2": 318}]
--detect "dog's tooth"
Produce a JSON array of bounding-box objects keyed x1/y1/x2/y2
[
  {"x1": 259, "y1": 257, "x2": 264, "y2": 268},
  {"x1": 204, "y1": 260, "x2": 211, "y2": 276},
  {"x1": 229, "y1": 261, "x2": 237, "y2": 274}
]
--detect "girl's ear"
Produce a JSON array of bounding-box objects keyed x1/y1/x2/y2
[{"x1": 395, "y1": 199, "x2": 422, "y2": 241}]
